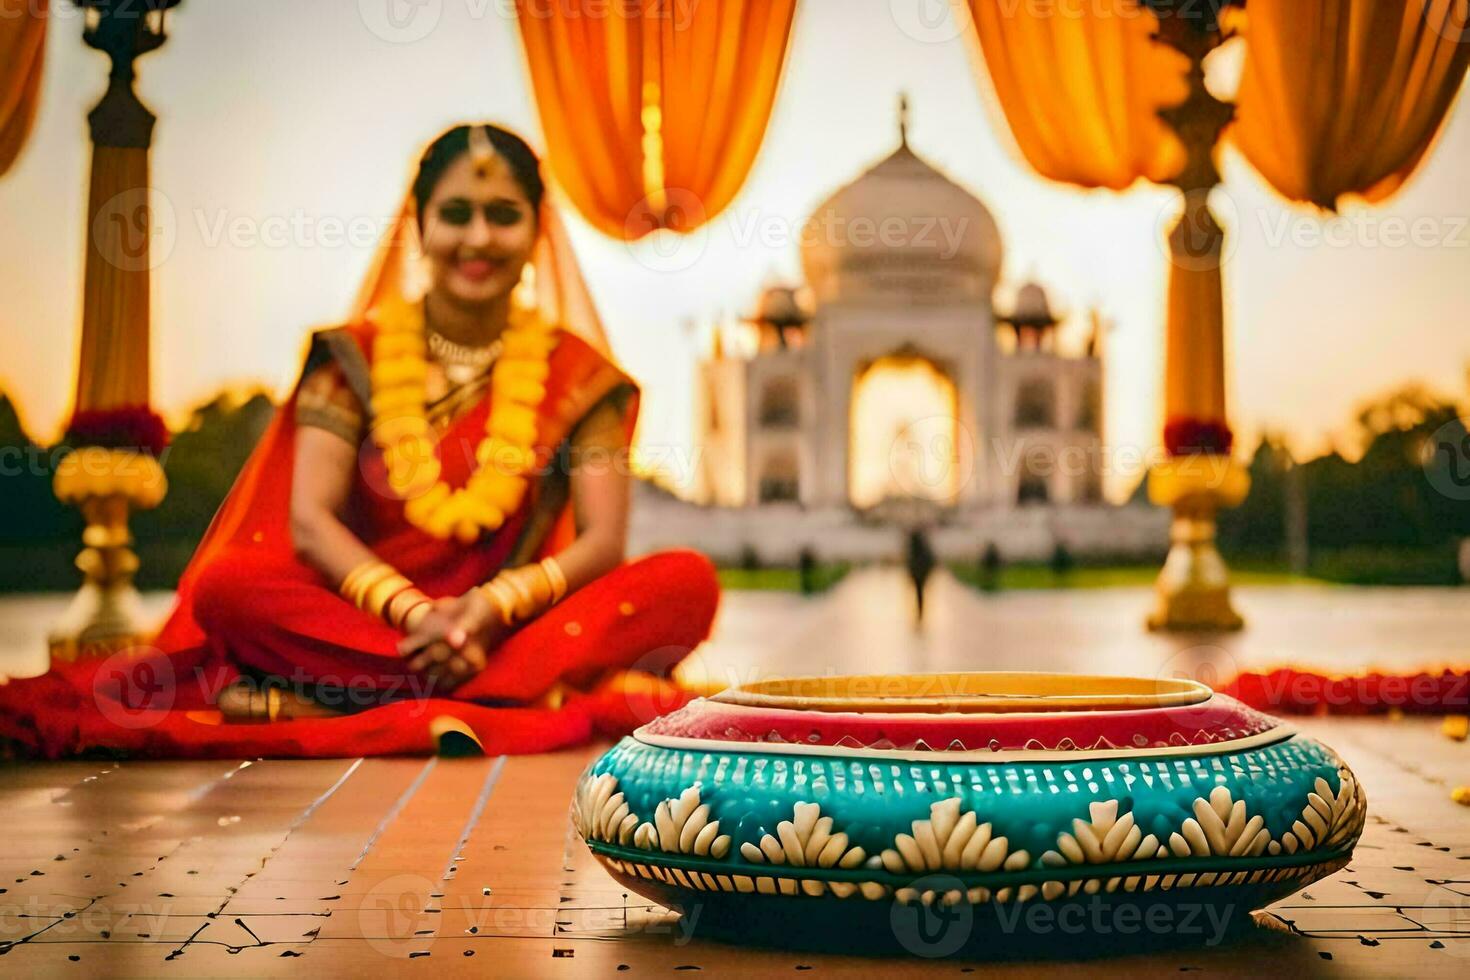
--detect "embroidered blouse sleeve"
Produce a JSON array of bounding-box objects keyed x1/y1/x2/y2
[{"x1": 294, "y1": 360, "x2": 365, "y2": 446}]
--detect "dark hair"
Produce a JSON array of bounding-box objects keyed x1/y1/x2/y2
[{"x1": 412, "y1": 124, "x2": 545, "y2": 227}]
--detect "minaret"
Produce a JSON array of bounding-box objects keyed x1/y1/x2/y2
[
  {"x1": 999, "y1": 283, "x2": 1060, "y2": 352},
  {"x1": 1087, "y1": 307, "x2": 1106, "y2": 359},
  {"x1": 710, "y1": 318, "x2": 725, "y2": 361}
]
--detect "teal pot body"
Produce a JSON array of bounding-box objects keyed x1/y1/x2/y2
[{"x1": 572, "y1": 674, "x2": 1366, "y2": 955}]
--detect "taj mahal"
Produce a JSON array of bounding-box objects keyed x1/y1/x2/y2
[{"x1": 629, "y1": 104, "x2": 1167, "y2": 564}]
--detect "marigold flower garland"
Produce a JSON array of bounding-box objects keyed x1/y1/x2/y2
[{"x1": 368, "y1": 295, "x2": 558, "y2": 543}]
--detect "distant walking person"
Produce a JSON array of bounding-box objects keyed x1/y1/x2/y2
[{"x1": 906, "y1": 528, "x2": 937, "y2": 626}]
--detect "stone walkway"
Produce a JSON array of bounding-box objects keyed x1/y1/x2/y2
[
  {"x1": 1, "y1": 573, "x2": 1468, "y2": 976},
  {"x1": 690, "y1": 567, "x2": 1470, "y2": 693}
]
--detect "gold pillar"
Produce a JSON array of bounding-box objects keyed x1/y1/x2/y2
[
  {"x1": 50, "y1": 451, "x2": 167, "y2": 661},
  {"x1": 1146, "y1": 6, "x2": 1248, "y2": 632},
  {"x1": 49, "y1": 3, "x2": 178, "y2": 660}
]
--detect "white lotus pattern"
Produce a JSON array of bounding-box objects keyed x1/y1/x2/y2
[
  {"x1": 739, "y1": 801, "x2": 870, "y2": 898},
  {"x1": 878, "y1": 797, "x2": 1032, "y2": 875},
  {"x1": 1041, "y1": 799, "x2": 1165, "y2": 868},
  {"x1": 873, "y1": 797, "x2": 1035, "y2": 904},
  {"x1": 631, "y1": 784, "x2": 732, "y2": 859},
  {"x1": 1269, "y1": 768, "x2": 1367, "y2": 856},
  {"x1": 1035, "y1": 799, "x2": 1169, "y2": 900},
  {"x1": 1165, "y1": 786, "x2": 1272, "y2": 859},
  {"x1": 574, "y1": 772, "x2": 639, "y2": 846}
]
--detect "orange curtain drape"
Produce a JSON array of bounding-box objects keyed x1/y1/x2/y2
[
  {"x1": 0, "y1": 0, "x2": 47, "y2": 178},
  {"x1": 964, "y1": 0, "x2": 1187, "y2": 190},
  {"x1": 1232, "y1": 0, "x2": 1470, "y2": 209},
  {"x1": 514, "y1": 0, "x2": 797, "y2": 239},
  {"x1": 75, "y1": 146, "x2": 152, "y2": 411}
]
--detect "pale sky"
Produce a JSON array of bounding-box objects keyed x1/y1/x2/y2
[{"x1": 2, "y1": 0, "x2": 1467, "y2": 501}]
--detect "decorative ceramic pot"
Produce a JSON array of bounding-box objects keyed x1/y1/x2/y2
[{"x1": 574, "y1": 673, "x2": 1366, "y2": 953}]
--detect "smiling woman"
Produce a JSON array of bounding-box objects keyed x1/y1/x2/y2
[{"x1": 98, "y1": 124, "x2": 725, "y2": 742}]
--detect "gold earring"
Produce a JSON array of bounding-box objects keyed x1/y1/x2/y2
[{"x1": 512, "y1": 262, "x2": 537, "y2": 311}]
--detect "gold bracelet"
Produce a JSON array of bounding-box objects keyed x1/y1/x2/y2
[
  {"x1": 340, "y1": 558, "x2": 425, "y2": 629},
  {"x1": 479, "y1": 578, "x2": 519, "y2": 627},
  {"x1": 477, "y1": 560, "x2": 563, "y2": 629},
  {"x1": 385, "y1": 587, "x2": 432, "y2": 631},
  {"x1": 345, "y1": 559, "x2": 394, "y2": 594},
  {"x1": 363, "y1": 574, "x2": 414, "y2": 621},
  {"x1": 515, "y1": 564, "x2": 556, "y2": 616},
  {"x1": 503, "y1": 568, "x2": 540, "y2": 618},
  {"x1": 402, "y1": 600, "x2": 432, "y2": 633},
  {"x1": 496, "y1": 576, "x2": 525, "y2": 623},
  {"x1": 343, "y1": 562, "x2": 397, "y2": 609},
  {"x1": 539, "y1": 556, "x2": 568, "y2": 605},
  {"x1": 339, "y1": 560, "x2": 390, "y2": 606}
]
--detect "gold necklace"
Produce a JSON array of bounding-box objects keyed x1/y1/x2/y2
[{"x1": 426, "y1": 330, "x2": 504, "y2": 385}]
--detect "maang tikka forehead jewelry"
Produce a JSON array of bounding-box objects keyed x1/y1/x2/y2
[{"x1": 468, "y1": 124, "x2": 509, "y2": 184}]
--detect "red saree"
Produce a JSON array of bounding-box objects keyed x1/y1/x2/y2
[{"x1": 0, "y1": 322, "x2": 719, "y2": 759}]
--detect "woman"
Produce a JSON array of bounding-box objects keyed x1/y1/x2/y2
[{"x1": 159, "y1": 124, "x2": 719, "y2": 722}]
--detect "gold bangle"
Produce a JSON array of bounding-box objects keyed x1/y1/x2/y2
[
  {"x1": 493, "y1": 579, "x2": 522, "y2": 625},
  {"x1": 385, "y1": 587, "x2": 424, "y2": 624},
  {"x1": 527, "y1": 563, "x2": 554, "y2": 600},
  {"x1": 402, "y1": 600, "x2": 432, "y2": 633},
  {"x1": 480, "y1": 578, "x2": 518, "y2": 626},
  {"x1": 363, "y1": 574, "x2": 413, "y2": 621},
  {"x1": 386, "y1": 587, "x2": 431, "y2": 630},
  {"x1": 503, "y1": 568, "x2": 539, "y2": 618},
  {"x1": 343, "y1": 561, "x2": 397, "y2": 609},
  {"x1": 358, "y1": 568, "x2": 401, "y2": 607},
  {"x1": 338, "y1": 560, "x2": 383, "y2": 605},
  {"x1": 342, "y1": 558, "x2": 392, "y2": 596},
  {"x1": 539, "y1": 556, "x2": 568, "y2": 604}
]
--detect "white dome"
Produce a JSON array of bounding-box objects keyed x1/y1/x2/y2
[
  {"x1": 801, "y1": 142, "x2": 1003, "y2": 306},
  {"x1": 755, "y1": 284, "x2": 810, "y2": 326},
  {"x1": 1012, "y1": 282, "x2": 1055, "y2": 324}
]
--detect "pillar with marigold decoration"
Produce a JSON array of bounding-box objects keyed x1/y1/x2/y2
[
  {"x1": 1144, "y1": 6, "x2": 1249, "y2": 631},
  {"x1": 48, "y1": 1, "x2": 181, "y2": 660}
]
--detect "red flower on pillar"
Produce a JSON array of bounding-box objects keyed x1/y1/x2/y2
[
  {"x1": 1163, "y1": 417, "x2": 1233, "y2": 457},
  {"x1": 64, "y1": 405, "x2": 170, "y2": 457}
]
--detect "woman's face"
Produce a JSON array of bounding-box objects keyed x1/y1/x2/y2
[{"x1": 420, "y1": 151, "x2": 537, "y2": 308}]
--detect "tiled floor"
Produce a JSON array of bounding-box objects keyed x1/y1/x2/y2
[{"x1": 2, "y1": 571, "x2": 1468, "y2": 976}]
